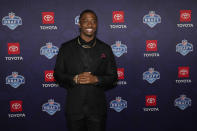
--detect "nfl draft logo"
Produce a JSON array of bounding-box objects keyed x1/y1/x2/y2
[
  {"x1": 2, "y1": 12, "x2": 22, "y2": 30},
  {"x1": 42, "y1": 12, "x2": 54, "y2": 24},
  {"x1": 8, "y1": 43, "x2": 20, "y2": 54},
  {"x1": 143, "y1": 68, "x2": 160, "y2": 84},
  {"x1": 40, "y1": 42, "x2": 59, "y2": 59},
  {"x1": 75, "y1": 15, "x2": 80, "y2": 25},
  {"x1": 143, "y1": 11, "x2": 161, "y2": 28},
  {"x1": 42, "y1": 99, "x2": 61, "y2": 115},
  {"x1": 111, "y1": 41, "x2": 127, "y2": 57},
  {"x1": 180, "y1": 10, "x2": 191, "y2": 22},
  {"x1": 174, "y1": 95, "x2": 191, "y2": 110},
  {"x1": 6, "y1": 72, "x2": 25, "y2": 88},
  {"x1": 113, "y1": 11, "x2": 124, "y2": 23},
  {"x1": 176, "y1": 40, "x2": 193, "y2": 56},
  {"x1": 110, "y1": 97, "x2": 127, "y2": 112}
]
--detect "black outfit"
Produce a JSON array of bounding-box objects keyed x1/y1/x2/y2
[{"x1": 54, "y1": 36, "x2": 118, "y2": 131}]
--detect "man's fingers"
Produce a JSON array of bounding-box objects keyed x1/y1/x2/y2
[
  {"x1": 78, "y1": 75, "x2": 92, "y2": 79},
  {"x1": 77, "y1": 73, "x2": 94, "y2": 84},
  {"x1": 78, "y1": 76, "x2": 89, "y2": 81},
  {"x1": 78, "y1": 77, "x2": 91, "y2": 84},
  {"x1": 80, "y1": 72, "x2": 91, "y2": 76},
  {"x1": 79, "y1": 81, "x2": 89, "y2": 84},
  {"x1": 79, "y1": 79, "x2": 90, "y2": 84}
]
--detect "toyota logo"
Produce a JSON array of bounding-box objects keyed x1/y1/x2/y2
[
  {"x1": 9, "y1": 45, "x2": 18, "y2": 52},
  {"x1": 180, "y1": 69, "x2": 188, "y2": 75},
  {"x1": 114, "y1": 14, "x2": 123, "y2": 21},
  {"x1": 147, "y1": 43, "x2": 156, "y2": 49},
  {"x1": 44, "y1": 15, "x2": 53, "y2": 22},
  {"x1": 12, "y1": 103, "x2": 21, "y2": 109},
  {"x1": 147, "y1": 98, "x2": 155, "y2": 104},
  {"x1": 46, "y1": 73, "x2": 54, "y2": 79},
  {"x1": 117, "y1": 71, "x2": 123, "y2": 77},
  {"x1": 181, "y1": 13, "x2": 190, "y2": 20}
]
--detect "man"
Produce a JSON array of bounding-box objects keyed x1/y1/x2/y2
[{"x1": 54, "y1": 9, "x2": 118, "y2": 131}]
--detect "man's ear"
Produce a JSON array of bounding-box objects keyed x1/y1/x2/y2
[{"x1": 78, "y1": 23, "x2": 81, "y2": 28}]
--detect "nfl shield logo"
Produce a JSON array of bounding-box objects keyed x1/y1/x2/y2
[
  {"x1": 110, "y1": 97, "x2": 127, "y2": 112},
  {"x1": 40, "y1": 42, "x2": 59, "y2": 59},
  {"x1": 2, "y1": 12, "x2": 22, "y2": 30},
  {"x1": 111, "y1": 41, "x2": 127, "y2": 57},
  {"x1": 75, "y1": 15, "x2": 80, "y2": 25},
  {"x1": 42, "y1": 99, "x2": 61, "y2": 115},
  {"x1": 6, "y1": 72, "x2": 25, "y2": 88},
  {"x1": 143, "y1": 68, "x2": 160, "y2": 84},
  {"x1": 143, "y1": 11, "x2": 161, "y2": 28},
  {"x1": 174, "y1": 95, "x2": 191, "y2": 110},
  {"x1": 176, "y1": 40, "x2": 193, "y2": 56}
]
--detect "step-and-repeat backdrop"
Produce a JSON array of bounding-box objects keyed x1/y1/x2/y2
[{"x1": 0, "y1": 0, "x2": 196, "y2": 131}]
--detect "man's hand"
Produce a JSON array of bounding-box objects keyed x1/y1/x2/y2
[{"x1": 73, "y1": 72, "x2": 98, "y2": 84}]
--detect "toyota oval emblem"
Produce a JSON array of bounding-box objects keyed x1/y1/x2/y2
[
  {"x1": 12, "y1": 103, "x2": 21, "y2": 109},
  {"x1": 181, "y1": 13, "x2": 190, "y2": 20},
  {"x1": 44, "y1": 15, "x2": 53, "y2": 22},
  {"x1": 9, "y1": 45, "x2": 18, "y2": 52},
  {"x1": 114, "y1": 14, "x2": 123, "y2": 21},
  {"x1": 117, "y1": 71, "x2": 123, "y2": 77},
  {"x1": 180, "y1": 69, "x2": 188, "y2": 75},
  {"x1": 147, "y1": 98, "x2": 155, "y2": 104},
  {"x1": 46, "y1": 73, "x2": 54, "y2": 79},
  {"x1": 147, "y1": 43, "x2": 156, "y2": 49}
]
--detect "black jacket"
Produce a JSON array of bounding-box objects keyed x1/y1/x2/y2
[{"x1": 54, "y1": 37, "x2": 118, "y2": 117}]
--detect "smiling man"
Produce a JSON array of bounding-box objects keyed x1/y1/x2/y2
[{"x1": 54, "y1": 9, "x2": 118, "y2": 131}]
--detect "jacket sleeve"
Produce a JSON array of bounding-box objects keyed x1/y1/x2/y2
[
  {"x1": 96, "y1": 46, "x2": 118, "y2": 91},
  {"x1": 54, "y1": 45, "x2": 76, "y2": 89}
]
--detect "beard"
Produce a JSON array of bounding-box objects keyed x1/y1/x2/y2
[{"x1": 85, "y1": 33, "x2": 94, "y2": 37}]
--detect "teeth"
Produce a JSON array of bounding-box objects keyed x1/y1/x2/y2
[{"x1": 86, "y1": 29, "x2": 93, "y2": 32}]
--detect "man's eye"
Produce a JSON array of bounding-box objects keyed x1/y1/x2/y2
[
  {"x1": 81, "y1": 20, "x2": 88, "y2": 23},
  {"x1": 81, "y1": 20, "x2": 96, "y2": 24}
]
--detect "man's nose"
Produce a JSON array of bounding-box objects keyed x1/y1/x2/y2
[{"x1": 87, "y1": 21, "x2": 93, "y2": 27}]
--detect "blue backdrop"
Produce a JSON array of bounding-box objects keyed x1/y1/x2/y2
[{"x1": 0, "y1": 0, "x2": 196, "y2": 131}]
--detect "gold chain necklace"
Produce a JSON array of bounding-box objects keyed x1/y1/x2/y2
[{"x1": 77, "y1": 37, "x2": 96, "y2": 48}]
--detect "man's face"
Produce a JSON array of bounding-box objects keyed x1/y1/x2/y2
[{"x1": 79, "y1": 12, "x2": 97, "y2": 37}]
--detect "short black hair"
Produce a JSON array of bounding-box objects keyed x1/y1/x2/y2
[{"x1": 79, "y1": 9, "x2": 97, "y2": 20}]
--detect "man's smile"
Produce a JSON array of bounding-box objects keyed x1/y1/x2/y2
[{"x1": 85, "y1": 28, "x2": 93, "y2": 33}]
